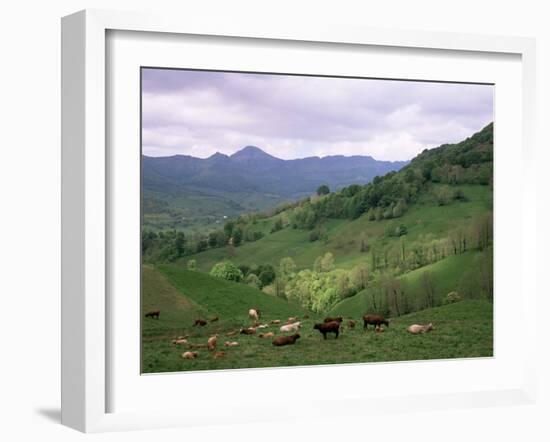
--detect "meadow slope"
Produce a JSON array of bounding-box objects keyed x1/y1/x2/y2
[
  {"x1": 182, "y1": 184, "x2": 491, "y2": 273},
  {"x1": 142, "y1": 265, "x2": 492, "y2": 373}
]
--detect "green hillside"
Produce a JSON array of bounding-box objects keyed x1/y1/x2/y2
[
  {"x1": 183, "y1": 184, "x2": 491, "y2": 273},
  {"x1": 328, "y1": 251, "x2": 481, "y2": 317},
  {"x1": 143, "y1": 284, "x2": 493, "y2": 373},
  {"x1": 156, "y1": 264, "x2": 311, "y2": 321}
]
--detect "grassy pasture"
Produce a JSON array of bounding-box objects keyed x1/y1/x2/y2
[{"x1": 142, "y1": 266, "x2": 492, "y2": 373}]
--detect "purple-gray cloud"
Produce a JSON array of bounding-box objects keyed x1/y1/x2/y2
[{"x1": 141, "y1": 68, "x2": 493, "y2": 161}]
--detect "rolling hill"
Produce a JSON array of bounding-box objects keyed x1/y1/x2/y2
[
  {"x1": 142, "y1": 264, "x2": 493, "y2": 373},
  {"x1": 181, "y1": 183, "x2": 491, "y2": 274}
]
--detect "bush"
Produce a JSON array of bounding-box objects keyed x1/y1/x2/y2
[
  {"x1": 435, "y1": 186, "x2": 454, "y2": 206},
  {"x1": 444, "y1": 291, "x2": 462, "y2": 304},
  {"x1": 245, "y1": 273, "x2": 261, "y2": 288},
  {"x1": 187, "y1": 259, "x2": 196, "y2": 271},
  {"x1": 210, "y1": 261, "x2": 243, "y2": 282}
]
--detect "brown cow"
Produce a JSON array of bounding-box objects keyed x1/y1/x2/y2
[
  {"x1": 363, "y1": 314, "x2": 389, "y2": 330},
  {"x1": 213, "y1": 351, "x2": 226, "y2": 359},
  {"x1": 240, "y1": 327, "x2": 257, "y2": 335},
  {"x1": 194, "y1": 319, "x2": 207, "y2": 327},
  {"x1": 272, "y1": 334, "x2": 301, "y2": 346},
  {"x1": 181, "y1": 351, "x2": 198, "y2": 359},
  {"x1": 145, "y1": 310, "x2": 160, "y2": 319},
  {"x1": 209, "y1": 316, "x2": 219, "y2": 322},
  {"x1": 314, "y1": 321, "x2": 341, "y2": 339}
]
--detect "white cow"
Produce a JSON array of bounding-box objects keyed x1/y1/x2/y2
[
  {"x1": 248, "y1": 308, "x2": 260, "y2": 321},
  {"x1": 280, "y1": 321, "x2": 301, "y2": 333},
  {"x1": 407, "y1": 323, "x2": 434, "y2": 334}
]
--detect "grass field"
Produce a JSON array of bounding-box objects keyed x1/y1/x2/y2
[
  {"x1": 328, "y1": 251, "x2": 482, "y2": 317},
  {"x1": 182, "y1": 184, "x2": 492, "y2": 273},
  {"x1": 142, "y1": 265, "x2": 492, "y2": 373}
]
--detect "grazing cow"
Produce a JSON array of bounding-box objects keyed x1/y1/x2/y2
[
  {"x1": 407, "y1": 323, "x2": 434, "y2": 334},
  {"x1": 348, "y1": 320, "x2": 357, "y2": 329},
  {"x1": 249, "y1": 308, "x2": 261, "y2": 321},
  {"x1": 224, "y1": 341, "x2": 239, "y2": 347},
  {"x1": 272, "y1": 334, "x2": 301, "y2": 346},
  {"x1": 194, "y1": 319, "x2": 207, "y2": 327},
  {"x1": 213, "y1": 351, "x2": 226, "y2": 359},
  {"x1": 287, "y1": 316, "x2": 299, "y2": 323},
  {"x1": 209, "y1": 316, "x2": 219, "y2": 322},
  {"x1": 269, "y1": 319, "x2": 281, "y2": 325},
  {"x1": 240, "y1": 327, "x2": 257, "y2": 335},
  {"x1": 314, "y1": 321, "x2": 341, "y2": 339},
  {"x1": 172, "y1": 338, "x2": 188, "y2": 346},
  {"x1": 257, "y1": 324, "x2": 269, "y2": 329},
  {"x1": 145, "y1": 310, "x2": 160, "y2": 319},
  {"x1": 363, "y1": 314, "x2": 389, "y2": 330},
  {"x1": 226, "y1": 329, "x2": 240, "y2": 336},
  {"x1": 324, "y1": 316, "x2": 343, "y2": 324},
  {"x1": 207, "y1": 335, "x2": 218, "y2": 351},
  {"x1": 182, "y1": 351, "x2": 198, "y2": 359},
  {"x1": 258, "y1": 332, "x2": 275, "y2": 338},
  {"x1": 280, "y1": 322, "x2": 301, "y2": 333}
]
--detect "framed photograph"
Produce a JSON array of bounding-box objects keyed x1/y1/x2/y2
[{"x1": 61, "y1": 9, "x2": 537, "y2": 433}]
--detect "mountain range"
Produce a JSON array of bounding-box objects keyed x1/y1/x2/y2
[
  {"x1": 143, "y1": 146, "x2": 408, "y2": 198},
  {"x1": 142, "y1": 146, "x2": 408, "y2": 231}
]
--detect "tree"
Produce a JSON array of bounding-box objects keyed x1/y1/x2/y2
[
  {"x1": 195, "y1": 237, "x2": 208, "y2": 253},
  {"x1": 187, "y1": 259, "x2": 196, "y2": 271},
  {"x1": 315, "y1": 252, "x2": 335, "y2": 272},
  {"x1": 208, "y1": 230, "x2": 226, "y2": 248},
  {"x1": 175, "y1": 231, "x2": 186, "y2": 257},
  {"x1": 271, "y1": 218, "x2": 283, "y2": 233},
  {"x1": 232, "y1": 227, "x2": 243, "y2": 246},
  {"x1": 210, "y1": 261, "x2": 243, "y2": 282},
  {"x1": 279, "y1": 257, "x2": 297, "y2": 278},
  {"x1": 245, "y1": 273, "x2": 261, "y2": 289},
  {"x1": 317, "y1": 184, "x2": 330, "y2": 196},
  {"x1": 420, "y1": 271, "x2": 436, "y2": 308},
  {"x1": 257, "y1": 264, "x2": 276, "y2": 287},
  {"x1": 435, "y1": 186, "x2": 454, "y2": 206},
  {"x1": 223, "y1": 221, "x2": 235, "y2": 237},
  {"x1": 392, "y1": 199, "x2": 407, "y2": 218},
  {"x1": 350, "y1": 262, "x2": 369, "y2": 291}
]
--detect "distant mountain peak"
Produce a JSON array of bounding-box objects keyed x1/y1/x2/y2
[
  {"x1": 230, "y1": 146, "x2": 280, "y2": 162},
  {"x1": 208, "y1": 151, "x2": 229, "y2": 160}
]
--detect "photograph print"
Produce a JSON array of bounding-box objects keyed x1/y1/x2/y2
[{"x1": 141, "y1": 68, "x2": 494, "y2": 373}]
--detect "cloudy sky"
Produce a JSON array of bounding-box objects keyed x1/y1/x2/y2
[{"x1": 141, "y1": 68, "x2": 493, "y2": 161}]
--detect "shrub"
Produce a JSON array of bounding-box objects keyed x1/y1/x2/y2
[
  {"x1": 245, "y1": 273, "x2": 261, "y2": 288},
  {"x1": 210, "y1": 260, "x2": 243, "y2": 282},
  {"x1": 187, "y1": 259, "x2": 196, "y2": 271},
  {"x1": 444, "y1": 291, "x2": 462, "y2": 304}
]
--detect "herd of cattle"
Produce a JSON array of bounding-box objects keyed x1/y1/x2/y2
[{"x1": 145, "y1": 307, "x2": 434, "y2": 361}]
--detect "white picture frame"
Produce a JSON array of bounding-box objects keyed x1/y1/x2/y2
[{"x1": 61, "y1": 9, "x2": 537, "y2": 433}]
